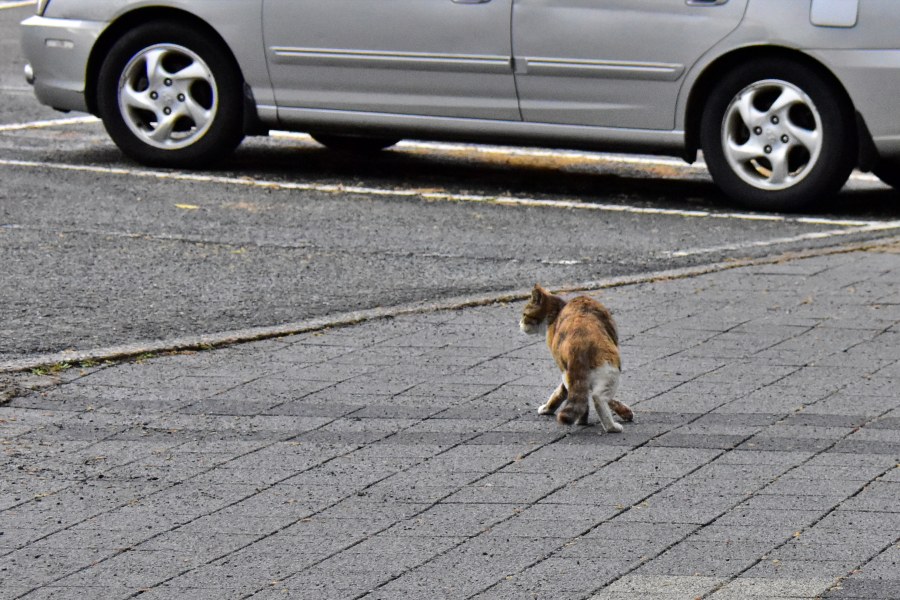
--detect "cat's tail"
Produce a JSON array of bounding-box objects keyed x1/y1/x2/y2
[{"x1": 557, "y1": 376, "x2": 589, "y2": 426}]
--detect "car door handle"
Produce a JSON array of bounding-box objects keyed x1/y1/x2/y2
[
  {"x1": 452, "y1": 0, "x2": 492, "y2": 4},
  {"x1": 686, "y1": 0, "x2": 729, "y2": 5}
]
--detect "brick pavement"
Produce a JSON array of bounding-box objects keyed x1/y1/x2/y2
[{"x1": 1, "y1": 245, "x2": 899, "y2": 600}]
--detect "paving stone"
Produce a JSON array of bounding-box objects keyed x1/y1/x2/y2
[
  {"x1": 831, "y1": 439, "x2": 900, "y2": 456},
  {"x1": 475, "y1": 578, "x2": 604, "y2": 599},
  {"x1": 824, "y1": 578, "x2": 900, "y2": 598},
  {"x1": 387, "y1": 503, "x2": 520, "y2": 538},
  {"x1": 505, "y1": 556, "x2": 628, "y2": 593},
  {"x1": 584, "y1": 521, "x2": 697, "y2": 542},
  {"x1": 756, "y1": 477, "x2": 867, "y2": 497},
  {"x1": 125, "y1": 588, "x2": 250, "y2": 600},
  {"x1": 687, "y1": 525, "x2": 793, "y2": 545},
  {"x1": 0, "y1": 547, "x2": 112, "y2": 589},
  {"x1": 708, "y1": 575, "x2": 837, "y2": 598},
  {"x1": 805, "y1": 451, "x2": 899, "y2": 468},
  {"x1": 773, "y1": 539, "x2": 887, "y2": 562},
  {"x1": 649, "y1": 433, "x2": 748, "y2": 450},
  {"x1": 603, "y1": 574, "x2": 722, "y2": 596},
  {"x1": 712, "y1": 508, "x2": 824, "y2": 530},
  {"x1": 588, "y1": 594, "x2": 713, "y2": 600},
  {"x1": 739, "y1": 493, "x2": 845, "y2": 512},
  {"x1": 614, "y1": 506, "x2": 725, "y2": 526},
  {"x1": 514, "y1": 503, "x2": 620, "y2": 523},
  {"x1": 5, "y1": 247, "x2": 900, "y2": 599},
  {"x1": 9, "y1": 587, "x2": 138, "y2": 600},
  {"x1": 741, "y1": 558, "x2": 858, "y2": 579},
  {"x1": 781, "y1": 464, "x2": 891, "y2": 482},
  {"x1": 739, "y1": 436, "x2": 837, "y2": 453}
]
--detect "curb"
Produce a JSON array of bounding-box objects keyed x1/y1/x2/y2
[{"x1": 3, "y1": 235, "x2": 898, "y2": 374}]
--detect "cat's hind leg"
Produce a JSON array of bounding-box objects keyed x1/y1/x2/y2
[
  {"x1": 591, "y1": 364, "x2": 623, "y2": 433},
  {"x1": 557, "y1": 373, "x2": 589, "y2": 426},
  {"x1": 539, "y1": 381, "x2": 567, "y2": 416}
]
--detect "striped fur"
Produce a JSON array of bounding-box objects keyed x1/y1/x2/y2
[{"x1": 521, "y1": 284, "x2": 633, "y2": 431}]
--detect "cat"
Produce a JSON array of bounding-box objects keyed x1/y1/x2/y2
[{"x1": 520, "y1": 284, "x2": 633, "y2": 432}]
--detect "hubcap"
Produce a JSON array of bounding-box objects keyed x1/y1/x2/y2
[
  {"x1": 721, "y1": 79, "x2": 823, "y2": 191},
  {"x1": 117, "y1": 44, "x2": 218, "y2": 150}
]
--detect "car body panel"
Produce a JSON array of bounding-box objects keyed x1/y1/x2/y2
[
  {"x1": 809, "y1": 48, "x2": 900, "y2": 155},
  {"x1": 20, "y1": 15, "x2": 105, "y2": 112},
  {"x1": 672, "y1": 0, "x2": 900, "y2": 154},
  {"x1": 276, "y1": 105, "x2": 686, "y2": 155},
  {"x1": 511, "y1": 0, "x2": 749, "y2": 130},
  {"x1": 19, "y1": 0, "x2": 900, "y2": 162},
  {"x1": 29, "y1": 0, "x2": 274, "y2": 106},
  {"x1": 263, "y1": 0, "x2": 520, "y2": 121}
]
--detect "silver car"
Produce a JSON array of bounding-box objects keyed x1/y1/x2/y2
[{"x1": 20, "y1": 0, "x2": 900, "y2": 211}]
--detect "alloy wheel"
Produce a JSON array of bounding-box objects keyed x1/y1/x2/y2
[
  {"x1": 721, "y1": 79, "x2": 823, "y2": 192},
  {"x1": 117, "y1": 43, "x2": 219, "y2": 150}
]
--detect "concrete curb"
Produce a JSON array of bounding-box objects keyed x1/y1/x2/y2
[{"x1": 3, "y1": 234, "x2": 898, "y2": 374}]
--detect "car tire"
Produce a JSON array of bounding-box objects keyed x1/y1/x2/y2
[
  {"x1": 873, "y1": 160, "x2": 900, "y2": 190},
  {"x1": 96, "y1": 21, "x2": 245, "y2": 167},
  {"x1": 700, "y1": 59, "x2": 856, "y2": 212},
  {"x1": 310, "y1": 133, "x2": 401, "y2": 153}
]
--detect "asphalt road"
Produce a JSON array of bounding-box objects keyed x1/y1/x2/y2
[{"x1": 2, "y1": 3, "x2": 899, "y2": 363}]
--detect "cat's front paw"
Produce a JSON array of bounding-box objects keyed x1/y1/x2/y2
[
  {"x1": 603, "y1": 421, "x2": 624, "y2": 433},
  {"x1": 538, "y1": 403, "x2": 555, "y2": 416}
]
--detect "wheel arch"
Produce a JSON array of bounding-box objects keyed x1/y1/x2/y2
[
  {"x1": 84, "y1": 7, "x2": 255, "y2": 126},
  {"x1": 683, "y1": 45, "x2": 874, "y2": 168}
]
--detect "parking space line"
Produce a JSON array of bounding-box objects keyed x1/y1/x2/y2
[
  {"x1": 0, "y1": 116, "x2": 99, "y2": 132},
  {"x1": 0, "y1": 0, "x2": 34, "y2": 9},
  {"x1": 663, "y1": 221, "x2": 900, "y2": 257},
  {"x1": 0, "y1": 157, "x2": 885, "y2": 230}
]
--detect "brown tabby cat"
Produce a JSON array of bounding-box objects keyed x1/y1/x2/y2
[{"x1": 520, "y1": 284, "x2": 633, "y2": 432}]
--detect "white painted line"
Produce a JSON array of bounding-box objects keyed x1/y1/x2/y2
[
  {"x1": 663, "y1": 221, "x2": 900, "y2": 258},
  {"x1": 0, "y1": 1, "x2": 34, "y2": 9},
  {"x1": 0, "y1": 157, "x2": 886, "y2": 230},
  {"x1": 0, "y1": 116, "x2": 99, "y2": 132}
]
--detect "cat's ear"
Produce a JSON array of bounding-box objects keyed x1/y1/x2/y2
[{"x1": 531, "y1": 284, "x2": 545, "y2": 304}]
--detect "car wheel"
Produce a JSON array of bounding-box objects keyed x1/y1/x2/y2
[
  {"x1": 311, "y1": 133, "x2": 401, "y2": 153},
  {"x1": 96, "y1": 21, "x2": 244, "y2": 167},
  {"x1": 873, "y1": 160, "x2": 900, "y2": 190},
  {"x1": 700, "y1": 60, "x2": 856, "y2": 211}
]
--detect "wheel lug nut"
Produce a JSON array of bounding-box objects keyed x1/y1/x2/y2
[
  {"x1": 781, "y1": 135, "x2": 789, "y2": 143},
  {"x1": 753, "y1": 127, "x2": 763, "y2": 135},
  {"x1": 164, "y1": 78, "x2": 173, "y2": 86},
  {"x1": 764, "y1": 145, "x2": 773, "y2": 154},
  {"x1": 771, "y1": 116, "x2": 780, "y2": 124},
  {"x1": 150, "y1": 92, "x2": 158, "y2": 100},
  {"x1": 177, "y1": 94, "x2": 186, "y2": 102},
  {"x1": 163, "y1": 107, "x2": 172, "y2": 115}
]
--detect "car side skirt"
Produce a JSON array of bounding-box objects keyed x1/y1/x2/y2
[{"x1": 269, "y1": 106, "x2": 686, "y2": 158}]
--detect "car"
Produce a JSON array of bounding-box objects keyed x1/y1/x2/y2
[{"x1": 20, "y1": 0, "x2": 900, "y2": 211}]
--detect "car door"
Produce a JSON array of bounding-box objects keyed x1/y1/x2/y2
[
  {"x1": 262, "y1": 0, "x2": 520, "y2": 121},
  {"x1": 512, "y1": 0, "x2": 749, "y2": 129}
]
